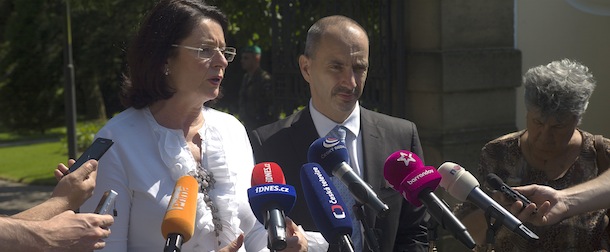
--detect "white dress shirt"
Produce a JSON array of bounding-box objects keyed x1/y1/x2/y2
[{"x1": 310, "y1": 100, "x2": 363, "y2": 176}]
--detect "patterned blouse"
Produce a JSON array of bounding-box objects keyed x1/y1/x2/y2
[{"x1": 454, "y1": 129, "x2": 610, "y2": 251}]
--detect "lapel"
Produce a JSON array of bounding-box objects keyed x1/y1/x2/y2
[
  {"x1": 286, "y1": 106, "x2": 320, "y2": 160},
  {"x1": 360, "y1": 107, "x2": 390, "y2": 228},
  {"x1": 360, "y1": 107, "x2": 385, "y2": 190}
]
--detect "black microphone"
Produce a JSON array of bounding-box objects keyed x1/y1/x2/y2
[
  {"x1": 307, "y1": 137, "x2": 389, "y2": 216},
  {"x1": 486, "y1": 173, "x2": 536, "y2": 213},
  {"x1": 300, "y1": 162, "x2": 355, "y2": 252},
  {"x1": 437, "y1": 162, "x2": 539, "y2": 242},
  {"x1": 383, "y1": 150, "x2": 476, "y2": 249}
]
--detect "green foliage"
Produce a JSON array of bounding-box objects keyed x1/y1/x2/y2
[
  {"x1": 60, "y1": 120, "x2": 107, "y2": 154},
  {"x1": 0, "y1": 0, "x2": 384, "y2": 135},
  {"x1": 0, "y1": 0, "x2": 152, "y2": 133},
  {"x1": 0, "y1": 141, "x2": 65, "y2": 185},
  {"x1": 0, "y1": 126, "x2": 64, "y2": 143},
  {"x1": 210, "y1": 0, "x2": 274, "y2": 49},
  {"x1": 0, "y1": 1, "x2": 65, "y2": 133},
  {"x1": 0, "y1": 120, "x2": 104, "y2": 186},
  {"x1": 76, "y1": 120, "x2": 107, "y2": 152}
]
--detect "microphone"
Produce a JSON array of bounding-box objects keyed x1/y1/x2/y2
[
  {"x1": 307, "y1": 137, "x2": 389, "y2": 216},
  {"x1": 437, "y1": 162, "x2": 539, "y2": 242},
  {"x1": 161, "y1": 175, "x2": 199, "y2": 252},
  {"x1": 486, "y1": 173, "x2": 536, "y2": 212},
  {"x1": 247, "y1": 162, "x2": 296, "y2": 250},
  {"x1": 383, "y1": 151, "x2": 476, "y2": 249},
  {"x1": 300, "y1": 162, "x2": 355, "y2": 252}
]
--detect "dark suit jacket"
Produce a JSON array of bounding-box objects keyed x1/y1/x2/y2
[{"x1": 251, "y1": 106, "x2": 429, "y2": 252}]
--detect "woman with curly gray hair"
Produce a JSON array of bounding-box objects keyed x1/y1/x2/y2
[{"x1": 454, "y1": 59, "x2": 610, "y2": 251}]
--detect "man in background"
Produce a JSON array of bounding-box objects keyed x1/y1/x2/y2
[{"x1": 238, "y1": 45, "x2": 276, "y2": 132}]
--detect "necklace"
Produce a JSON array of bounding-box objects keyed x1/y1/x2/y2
[{"x1": 187, "y1": 144, "x2": 223, "y2": 246}]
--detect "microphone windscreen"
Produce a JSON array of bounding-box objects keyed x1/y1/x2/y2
[
  {"x1": 307, "y1": 137, "x2": 350, "y2": 175},
  {"x1": 161, "y1": 175, "x2": 198, "y2": 242},
  {"x1": 397, "y1": 166, "x2": 442, "y2": 207},
  {"x1": 300, "y1": 163, "x2": 352, "y2": 243},
  {"x1": 486, "y1": 173, "x2": 503, "y2": 190},
  {"x1": 437, "y1": 162, "x2": 480, "y2": 202},
  {"x1": 251, "y1": 162, "x2": 286, "y2": 186},
  {"x1": 383, "y1": 150, "x2": 425, "y2": 190},
  {"x1": 248, "y1": 163, "x2": 296, "y2": 224}
]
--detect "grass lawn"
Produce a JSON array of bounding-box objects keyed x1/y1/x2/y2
[{"x1": 0, "y1": 140, "x2": 66, "y2": 186}]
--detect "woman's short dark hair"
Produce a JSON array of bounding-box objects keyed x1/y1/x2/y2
[{"x1": 120, "y1": 0, "x2": 228, "y2": 109}]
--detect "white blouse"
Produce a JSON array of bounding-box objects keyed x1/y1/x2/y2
[{"x1": 80, "y1": 106, "x2": 268, "y2": 252}]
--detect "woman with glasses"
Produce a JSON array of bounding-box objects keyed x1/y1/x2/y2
[{"x1": 79, "y1": 0, "x2": 307, "y2": 251}]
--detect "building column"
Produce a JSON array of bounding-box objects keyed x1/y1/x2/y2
[{"x1": 394, "y1": 0, "x2": 521, "y2": 250}]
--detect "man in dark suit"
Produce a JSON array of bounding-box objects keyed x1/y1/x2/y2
[{"x1": 251, "y1": 15, "x2": 428, "y2": 251}]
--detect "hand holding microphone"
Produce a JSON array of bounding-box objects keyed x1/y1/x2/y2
[
  {"x1": 486, "y1": 173, "x2": 537, "y2": 213},
  {"x1": 437, "y1": 162, "x2": 539, "y2": 243},
  {"x1": 247, "y1": 162, "x2": 297, "y2": 251},
  {"x1": 383, "y1": 151, "x2": 476, "y2": 249}
]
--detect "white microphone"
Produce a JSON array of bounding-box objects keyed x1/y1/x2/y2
[{"x1": 437, "y1": 162, "x2": 539, "y2": 242}]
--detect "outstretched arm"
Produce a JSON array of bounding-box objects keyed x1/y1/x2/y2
[
  {"x1": 514, "y1": 169, "x2": 610, "y2": 226},
  {"x1": 12, "y1": 160, "x2": 98, "y2": 220},
  {"x1": 0, "y1": 210, "x2": 113, "y2": 251}
]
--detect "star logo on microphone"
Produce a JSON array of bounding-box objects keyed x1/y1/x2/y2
[{"x1": 397, "y1": 152, "x2": 416, "y2": 167}]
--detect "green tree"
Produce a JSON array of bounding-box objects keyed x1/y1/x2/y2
[
  {"x1": 0, "y1": 0, "x2": 384, "y2": 134},
  {"x1": 69, "y1": 0, "x2": 154, "y2": 118},
  {"x1": 0, "y1": 1, "x2": 65, "y2": 134},
  {"x1": 0, "y1": 0, "x2": 151, "y2": 133}
]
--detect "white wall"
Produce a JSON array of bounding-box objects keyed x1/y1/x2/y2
[{"x1": 516, "y1": 0, "x2": 610, "y2": 136}]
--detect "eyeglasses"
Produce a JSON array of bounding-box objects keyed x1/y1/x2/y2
[{"x1": 172, "y1": 44, "x2": 236, "y2": 62}]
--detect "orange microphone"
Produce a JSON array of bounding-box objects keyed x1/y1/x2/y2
[{"x1": 162, "y1": 175, "x2": 198, "y2": 252}]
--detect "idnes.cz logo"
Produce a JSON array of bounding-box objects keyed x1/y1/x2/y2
[{"x1": 255, "y1": 185, "x2": 290, "y2": 193}]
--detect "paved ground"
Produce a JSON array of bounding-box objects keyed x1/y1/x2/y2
[
  {"x1": 0, "y1": 179, "x2": 54, "y2": 216},
  {"x1": 0, "y1": 138, "x2": 60, "y2": 215}
]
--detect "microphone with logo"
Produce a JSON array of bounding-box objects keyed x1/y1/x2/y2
[
  {"x1": 161, "y1": 175, "x2": 198, "y2": 252},
  {"x1": 307, "y1": 137, "x2": 389, "y2": 216},
  {"x1": 437, "y1": 162, "x2": 539, "y2": 243},
  {"x1": 300, "y1": 162, "x2": 355, "y2": 252},
  {"x1": 247, "y1": 162, "x2": 297, "y2": 251},
  {"x1": 383, "y1": 150, "x2": 476, "y2": 249}
]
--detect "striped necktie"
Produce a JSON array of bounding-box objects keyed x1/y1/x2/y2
[{"x1": 327, "y1": 125, "x2": 362, "y2": 251}]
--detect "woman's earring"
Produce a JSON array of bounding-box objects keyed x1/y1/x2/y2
[{"x1": 164, "y1": 67, "x2": 170, "y2": 76}]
